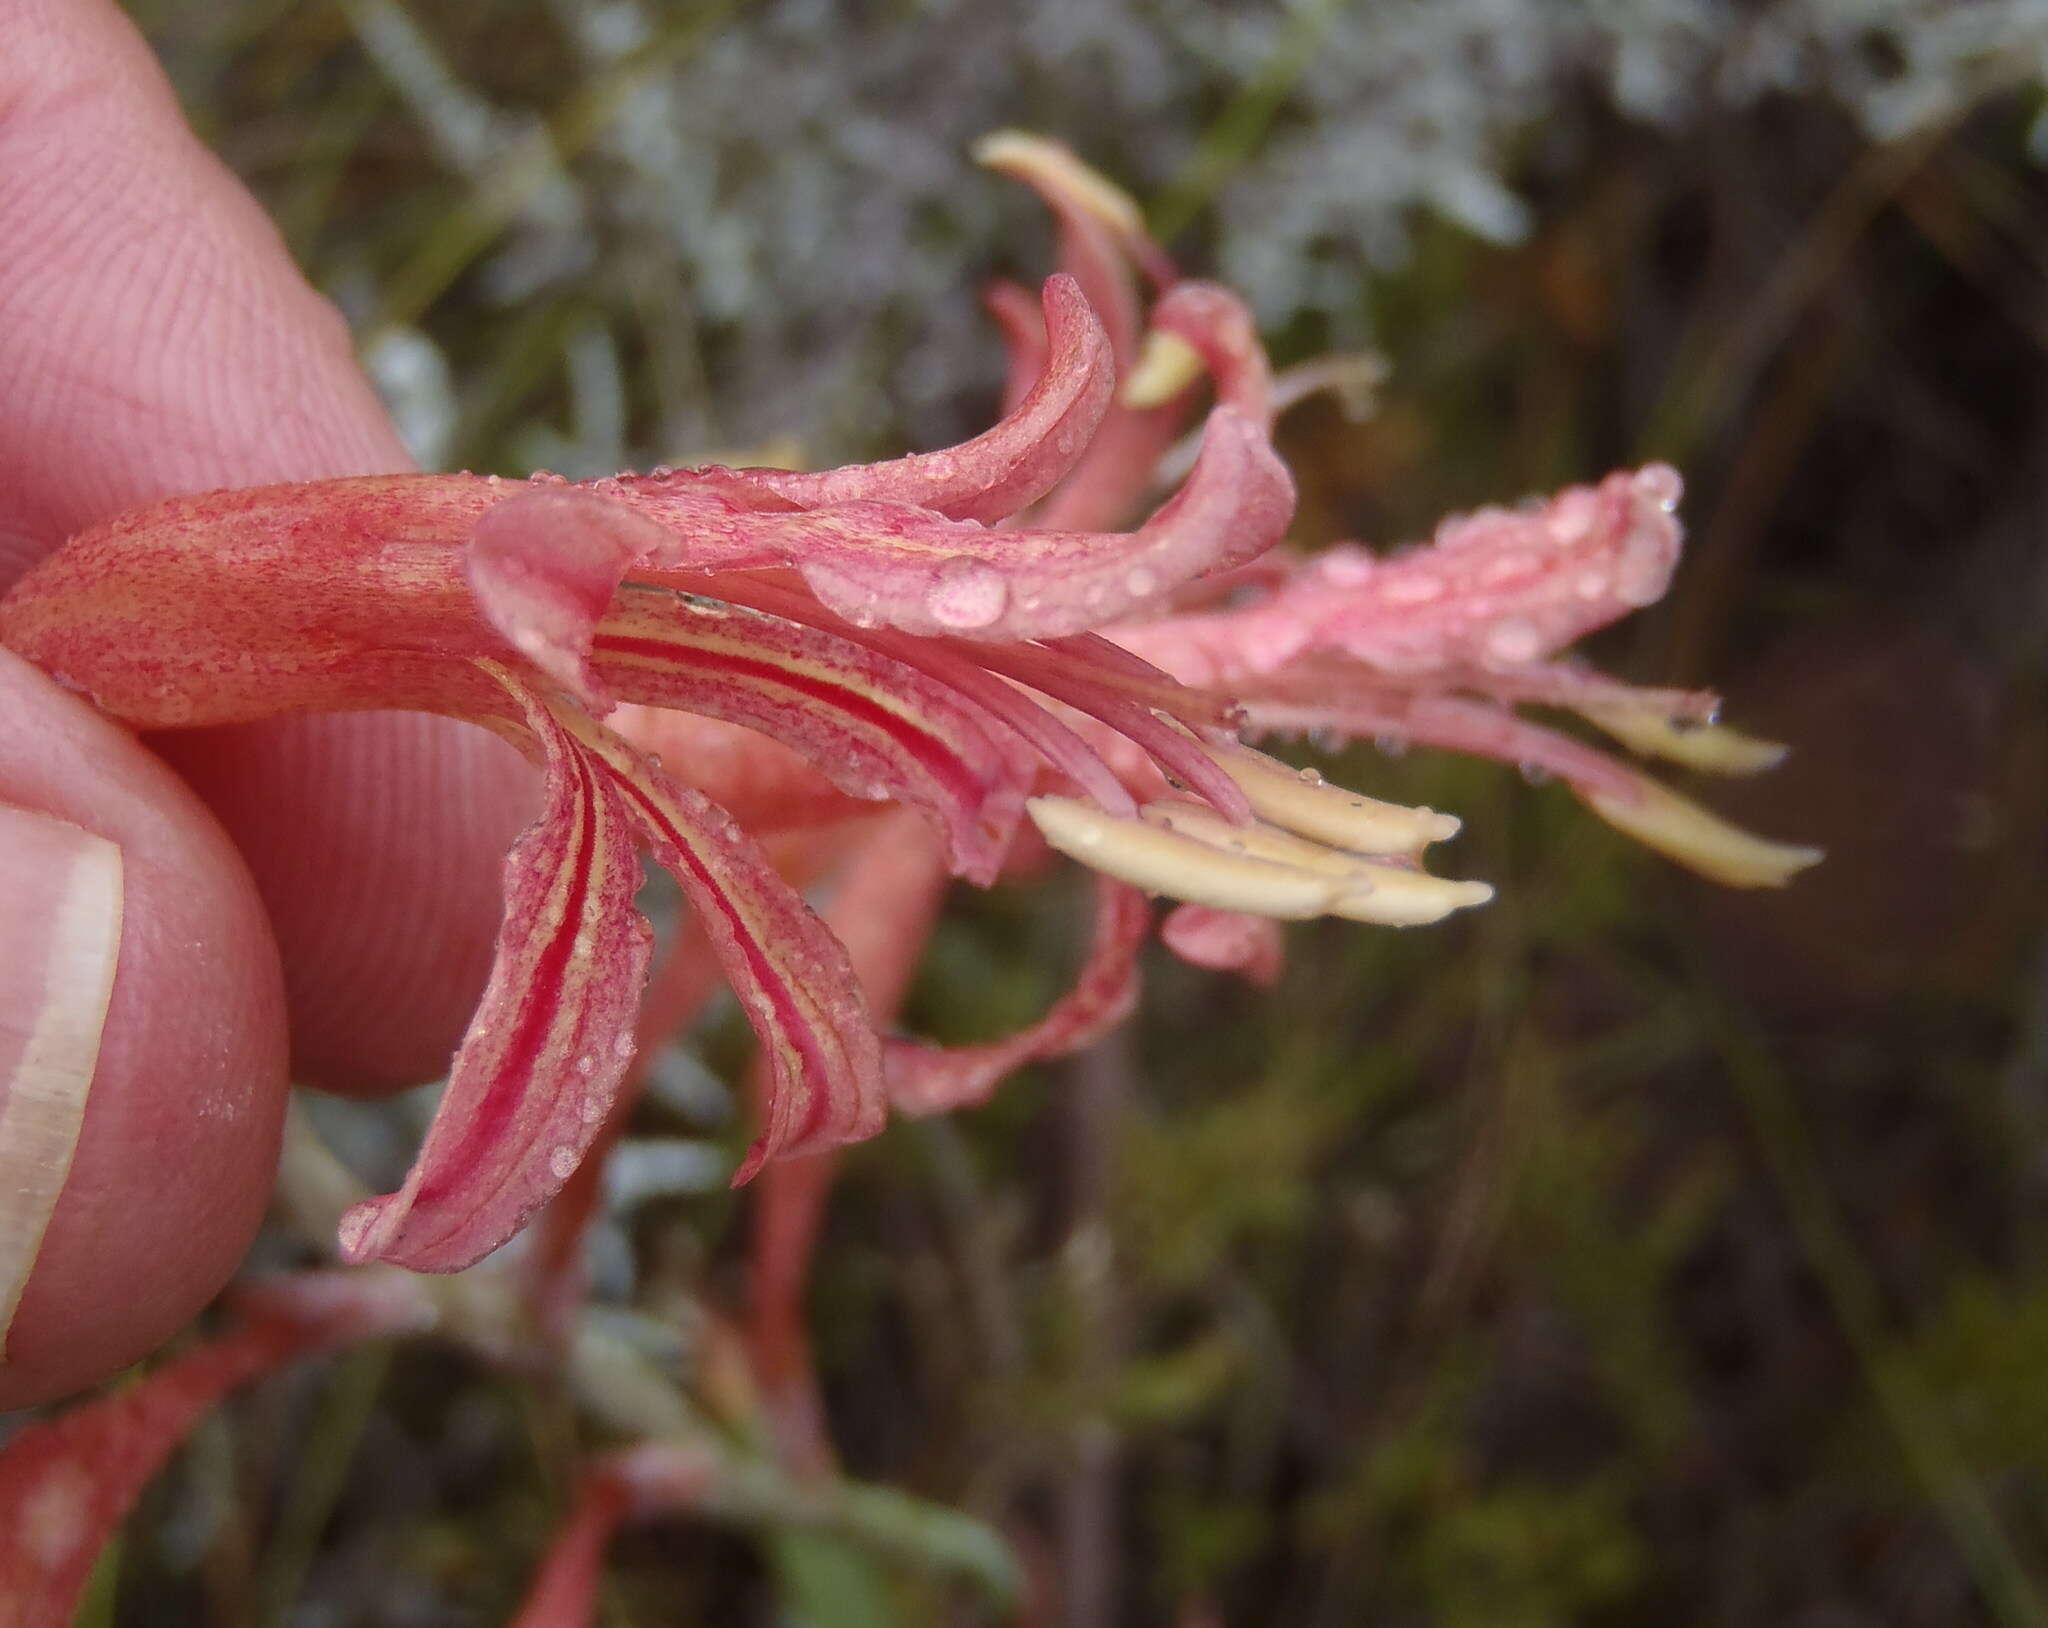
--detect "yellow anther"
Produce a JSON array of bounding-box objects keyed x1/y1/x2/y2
[
  {"x1": 1331, "y1": 867, "x2": 1495, "y2": 927},
  {"x1": 1146, "y1": 803, "x2": 1491, "y2": 925},
  {"x1": 1028, "y1": 797, "x2": 1360, "y2": 919},
  {"x1": 1209, "y1": 746, "x2": 1461, "y2": 854},
  {"x1": 1577, "y1": 705, "x2": 1790, "y2": 775},
  {"x1": 1143, "y1": 801, "x2": 1376, "y2": 880},
  {"x1": 1121, "y1": 331, "x2": 1206, "y2": 410},
  {"x1": 1584, "y1": 778, "x2": 1822, "y2": 888},
  {"x1": 970, "y1": 131, "x2": 1147, "y2": 237}
]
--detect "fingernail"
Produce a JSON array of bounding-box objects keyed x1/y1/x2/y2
[{"x1": 0, "y1": 806, "x2": 124, "y2": 1356}]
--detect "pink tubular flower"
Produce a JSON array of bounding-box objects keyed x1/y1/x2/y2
[
  {"x1": 0, "y1": 238, "x2": 1485, "y2": 1279},
  {"x1": 971, "y1": 134, "x2": 1819, "y2": 897}
]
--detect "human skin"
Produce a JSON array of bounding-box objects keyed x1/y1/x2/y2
[{"x1": 0, "y1": 0, "x2": 534, "y2": 1408}]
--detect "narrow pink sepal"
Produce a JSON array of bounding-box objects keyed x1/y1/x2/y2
[
  {"x1": 1160, "y1": 904, "x2": 1284, "y2": 987},
  {"x1": 0, "y1": 1272, "x2": 433, "y2": 1628},
  {"x1": 503, "y1": 1440, "x2": 719, "y2": 1628},
  {"x1": 886, "y1": 878, "x2": 1151, "y2": 1115},
  {"x1": 559, "y1": 718, "x2": 887, "y2": 1183},
  {"x1": 591, "y1": 591, "x2": 1028, "y2": 884},
  {"x1": 789, "y1": 406, "x2": 1294, "y2": 642},
  {"x1": 338, "y1": 673, "x2": 654, "y2": 1272},
  {"x1": 468, "y1": 488, "x2": 679, "y2": 707},
  {"x1": 505, "y1": 1476, "x2": 631, "y2": 1628}
]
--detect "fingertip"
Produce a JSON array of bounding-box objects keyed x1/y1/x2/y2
[
  {"x1": 0, "y1": 651, "x2": 288, "y2": 1409},
  {"x1": 154, "y1": 712, "x2": 540, "y2": 1095}
]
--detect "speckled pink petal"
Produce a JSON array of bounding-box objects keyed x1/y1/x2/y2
[
  {"x1": 590, "y1": 590, "x2": 1027, "y2": 885},
  {"x1": 559, "y1": 713, "x2": 886, "y2": 1183},
  {"x1": 1131, "y1": 465, "x2": 1686, "y2": 683},
  {"x1": 886, "y1": 878, "x2": 1151, "y2": 1115},
  {"x1": 0, "y1": 1271, "x2": 433, "y2": 1628},
  {"x1": 338, "y1": 671, "x2": 654, "y2": 1272},
  {"x1": 787, "y1": 405, "x2": 1293, "y2": 642}
]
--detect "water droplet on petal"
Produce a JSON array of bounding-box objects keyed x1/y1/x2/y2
[
  {"x1": 925, "y1": 556, "x2": 1011, "y2": 629},
  {"x1": 1484, "y1": 616, "x2": 1544, "y2": 665},
  {"x1": 549, "y1": 1146, "x2": 579, "y2": 1180},
  {"x1": 1632, "y1": 463, "x2": 1684, "y2": 511},
  {"x1": 1379, "y1": 572, "x2": 1445, "y2": 605},
  {"x1": 1321, "y1": 551, "x2": 1373, "y2": 587},
  {"x1": 1125, "y1": 565, "x2": 1158, "y2": 597},
  {"x1": 613, "y1": 1033, "x2": 636, "y2": 1059},
  {"x1": 575, "y1": 1053, "x2": 597, "y2": 1078},
  {"x1": 1296, "y1": 765, "x2": 1325, "y2": 785}
]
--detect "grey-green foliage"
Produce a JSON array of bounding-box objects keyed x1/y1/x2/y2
[{"x1": 290, "y1": 0, "x2": 2048, "y2": 471}]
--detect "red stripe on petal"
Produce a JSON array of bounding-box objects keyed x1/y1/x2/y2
[
  {"x1": 589, "y1": 593, "x2": 1026, "y2": 883},
  {"x1": 557, "y1": 717, "x2": 886, "y2": 1183},
  {"x1": 339, "y1": 673, "x2": 654, "y2": 1271}
]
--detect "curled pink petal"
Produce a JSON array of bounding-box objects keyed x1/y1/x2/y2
[
  {"x1": 887, "y1": 878, "x2": 1151, "y2": 1115},
  {"x1": 629, "y1": 277, "x2": 1112, "y2": 526},
  {"x1": 562, "y1": 717, "x2": 886, "y2": 1182},
  {"x1": 592, "y1": 590, "x2": 1028, "y2": 884},
  {"x1": 1160, "y1": 904, "x2": 1284, "y2": 987},
  {"x1": 1147, "y1": 281, "x2": 1273, "y2": 424},
  {"x1": 789, "y1": 406, "x2": 1294, "y2": 642},
  {"x1": 984, "y1": 277, "x2": 1051, "y2": 418},
  {"x1": 0, "y1": 1272, "x2": 433, "y2": 1628},
  {"x1": 339, "y1": 673, "x2": 654, "y2": 1272}
]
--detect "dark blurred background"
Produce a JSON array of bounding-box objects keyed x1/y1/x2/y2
[{"x1": 115, "y1": 3, "x2": 2048, "y2": 1624}]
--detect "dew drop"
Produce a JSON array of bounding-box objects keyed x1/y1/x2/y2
[
  {"x1": 612, "y1": 1033, "x2": 636, "y2": 1059},
  {"x1": 1379, "y1": 572, "x2": 1445, "y2": 605},
  {"x1": 579, "y1": 1092, "x2": 608, "y2": 1124},
  {"x1": 1124, "y1": 565, "x2": 1158, "y2": 597},
  {"x1": 575, "y1": 1053, "x2": 597, "y2": 1078},
  {"x1": 1632, "y1": 463, "x2": 1684, "y2": 511},
  {"x1": 1296, "y1": 765, "x2": 1325, "y2": 785},
  {"x1": 1477, "y1": 552, "x2": 1537, "y2": 587},
  {"x1": 1321, "y1": 552, "x2": 1373, "y2": 587},
  {"x1": 646, "y1": 752, "x2": 663, "y2": 769},
  {"x1": 549, "y1": 1146, "x2": 579, "y2": 1180},
  {"x1": 1484, "y1": 616, "x2": 1544, "y2": 665}
]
